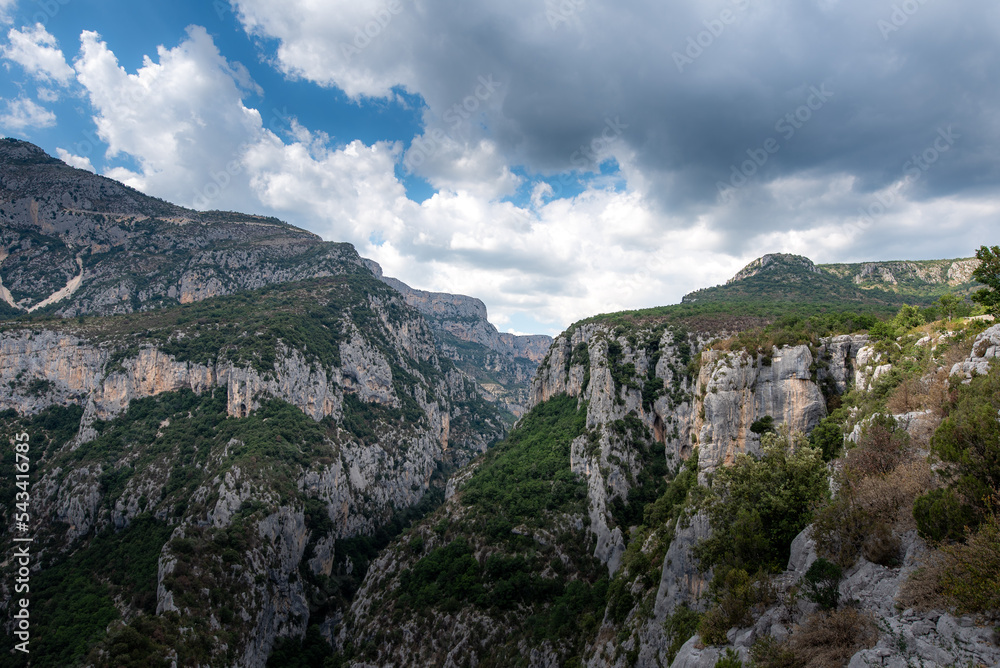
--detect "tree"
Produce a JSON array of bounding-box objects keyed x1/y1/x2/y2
[
  {"x1": 937, "y1": 294, "x2": 963, "y2": 321},
  {"x1": 971, "y1": 245, "x2": 1000, "y2": 315},
  {"x1": 893, "y1": 304, "x2": 925, "y2": 330}
]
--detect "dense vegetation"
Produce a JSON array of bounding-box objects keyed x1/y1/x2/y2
[
  {"x1": 460, "y1": 393, "x2": 589, "y2": 537},
  {"x1": 0, "y1": 515, "x2": 173, "y2": 667}
]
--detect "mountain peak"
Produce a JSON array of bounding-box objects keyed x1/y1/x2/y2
[
  {"x1": 727, "y1": 253, "x2": 821, "y2": 284},
  {"x1": 0, "y1": 137, "x2": 62, "y2": 165}
]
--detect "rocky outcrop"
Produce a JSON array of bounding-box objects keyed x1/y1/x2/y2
[
  {"x1": 817, "y1": 334, "x2": 869, "y2": 394},
  {"x1": 950, "y1": 323, "x2": 1000, "y2": 379},
  {"x1": 819, "y1": 258, "x2": 981, "y2": 292},
  {"x1": 364, "y1": 259, "x2": 552, "y2": 417},
  {"x1": 653, "y1": 512, "x2": 713, "y2": 618},
  {"x1": 727, "y1": 254, "x2": 822, "y2": 284},
  {"x1": 693, "y1": 345, "x2": 826, "y2": 477}
]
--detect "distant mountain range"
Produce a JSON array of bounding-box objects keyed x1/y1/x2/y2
[
  {"x1": 0, "y1": 137, "x2": 548, "y2": 418},
  {"x1": 1, "y1": 138, "x2": 994, "y2": 668}
]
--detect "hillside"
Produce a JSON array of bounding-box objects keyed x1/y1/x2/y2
[
  {"x1": 0, "y1": 138, "x2": 547, "y2": 419},
  {"x1": 340, "y1": 308, "x2": 1000, "y2": 667},
  {"x1": 0, "y1": 140, "x2": 997, "y2": 667},
  {"x1": 681, "y1": 254, "x2": 945, "y2": 312},
  {"x1": 819, "y1": 257, "x2": 981, "y2": 298}
]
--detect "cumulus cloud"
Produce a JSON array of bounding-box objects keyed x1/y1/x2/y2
[
  {"x1": 66, "y1": 10, "x2": 1000, "y2": 330},
  {"x1": 0, "y1": 96, "x2": 55, "y2": 130},
  {"x1": 56, "y1": 147, "x2": 95, "y2": 172},
  {"x1": 0, "y1": 0, "x2": 15, "y2": 25},
  {"x1": 2, "y1": 23, "x2": 74, "y2": 85},
  {"x1": 74, "y1": 26, "x2": 266, "y2": 209},
  {"x1": 230, "y1": 0, "x2": 1000, "y2": 264}
]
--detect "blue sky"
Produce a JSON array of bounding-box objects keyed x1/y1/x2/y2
[{"x1": 2, "y1": 0, "x2": 999, "y2": 335}]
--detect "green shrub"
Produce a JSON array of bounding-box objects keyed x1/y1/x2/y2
[
  {"x1": 749, "y1": 636, "x2": 799, "y2": 668},
  {"x1": 749, "y1": 415, "x2": 775, "y2": 435},
  {"x1": 698, "y1": 567, "x2": 775, "y2": 645},
  {"x1": 939, "y1": 506, "x2": 1000, "y2": 616},
  {"x1": 696, "y1": 428, "x2": 828, "y2": 575},
  {"x1": 809, "y1": 416, "x2": 844, "y2": 461},
  {"x1": 714, "y1": 648, "x2": 744, "y2": 668},
  {"x1": 913, "y1": 488, "x2": 976, "y2": 543},
  {"x1": 664, "y1": 604, "x2": 703, "y2": 665},
  {"x1": 931, "y1": 361, "x2": 1000, "y2": 529},
  {"x1": 801, "y1": 558, "x2": 842, "y2": 610}
]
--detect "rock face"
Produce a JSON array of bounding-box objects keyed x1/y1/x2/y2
[
  {"x1": 0, "y1": 266, "x2": 505, "y2": 666},
  {"x1": 693, "y1": 345, "x2": 826, "y2": 478},
  {"x1": 0, "y1": 140, "x2": 534, "y2": 423},
  {"x1": 950, "y1": 323, "x2": 1000, "y2": 378},
  {"x1": 727, "y1": 253, "x2": 822, "y2": 284},
  {"x1": 819, "y1": 258, "x2": 981, "y2": 292},
  {"x1": 366, "y1": 259, "x2": 552, "y2": 417},
  {"x1": 0, "y1": 139, "x2": 361, "y2": 317}
]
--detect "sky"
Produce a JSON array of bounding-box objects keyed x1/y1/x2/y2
[{"x1": 1, "y1": 0, "x2": 998, "y2": 336}]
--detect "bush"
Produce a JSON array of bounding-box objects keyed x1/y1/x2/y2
[
  {"x1": 939, "y1": 504, "x2": 1000, "y2": 616},
  {"x1": 913, "y1": 488, "x2": 976, "y2": 543},
  {"x1": 801, "y1": 558, "x2": 842, "y2": 610},
  {"x1": 698, "y1": 568, "x2": 775, "y2": 645},
  {"x1": 750, "y1": 415, "x2": 775, "y2": 435},
  {"x1": 664, "y1": 604, "x2": 702, "y2": 665},
  {"x1": 813, "y1": 459, "x2": 932, "y2": 568},
  {"x1": 714, "y1": 649, "x2": 744, "y2": 668},
  {"x1": 809, "y1": 416, "x2": 843, "y2": 462},
  {"x1": 696, "y1": 428, "x2": 828, "y2": 575},
  {"x1": 787, "y1": 608, "x2": 878, "y2": 667},
  {"x1": 844, "y1": 413, "x2": 909, "y2": 479},
  {"x1": 749, "y1": 636, "x2": 799, "y2": 668},
  {"x1": 930, "y1": 361, "x2": 1000, "y2": 529}
]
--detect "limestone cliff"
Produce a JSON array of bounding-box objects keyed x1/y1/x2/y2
[
  {"x1": 341, "y1": 316, "x2": 865, "y2": 667},
  {"x1": 365, "y1": 258, "x2": 552, "y2": 417},
  {"x1": 0, "y1": 271, "x2": 505, "y2": 666}
]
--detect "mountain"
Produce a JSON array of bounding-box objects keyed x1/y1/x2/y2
[
  {"x1": 0, "y1": 138, "x2": 547, "y2": 418},
  {"x1": 339, "y1": 305, "x2": 1000, "y2": 668},
  {"x1": 365, "y1": 260, "x2": 551, "y2": 419},
  {"x1": 0, "y1": 140, "x2": 531, "y2": 666},
  {"x1": 682, "y1": 253, "x2": 952, "y2": 311},
  {"x1": 1, "y1": 138, "x2": 997, "y2": 667},
  {"x1": 818, "y1": 257, "x2": 981, "y2": 298}
]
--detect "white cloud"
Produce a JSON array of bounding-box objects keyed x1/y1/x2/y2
[
  {"x1": 0, "y1": 0, "x2": 15, "y2": 25},
  {"x1": 56, "y1": 147, "x2": 95, "y2": 172},
  {"x1": 2, "y1": 23, "x2": 74, "y2": 85},
  {"x1": 0, "y1": 96, "x2": 55, "y2": 130},
  {"x1": 74, "y1": 26, "x2": 266, "y2": 211},
  {"x1": 66, "y1": 21, "x2": 999, "y2": 334}
]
